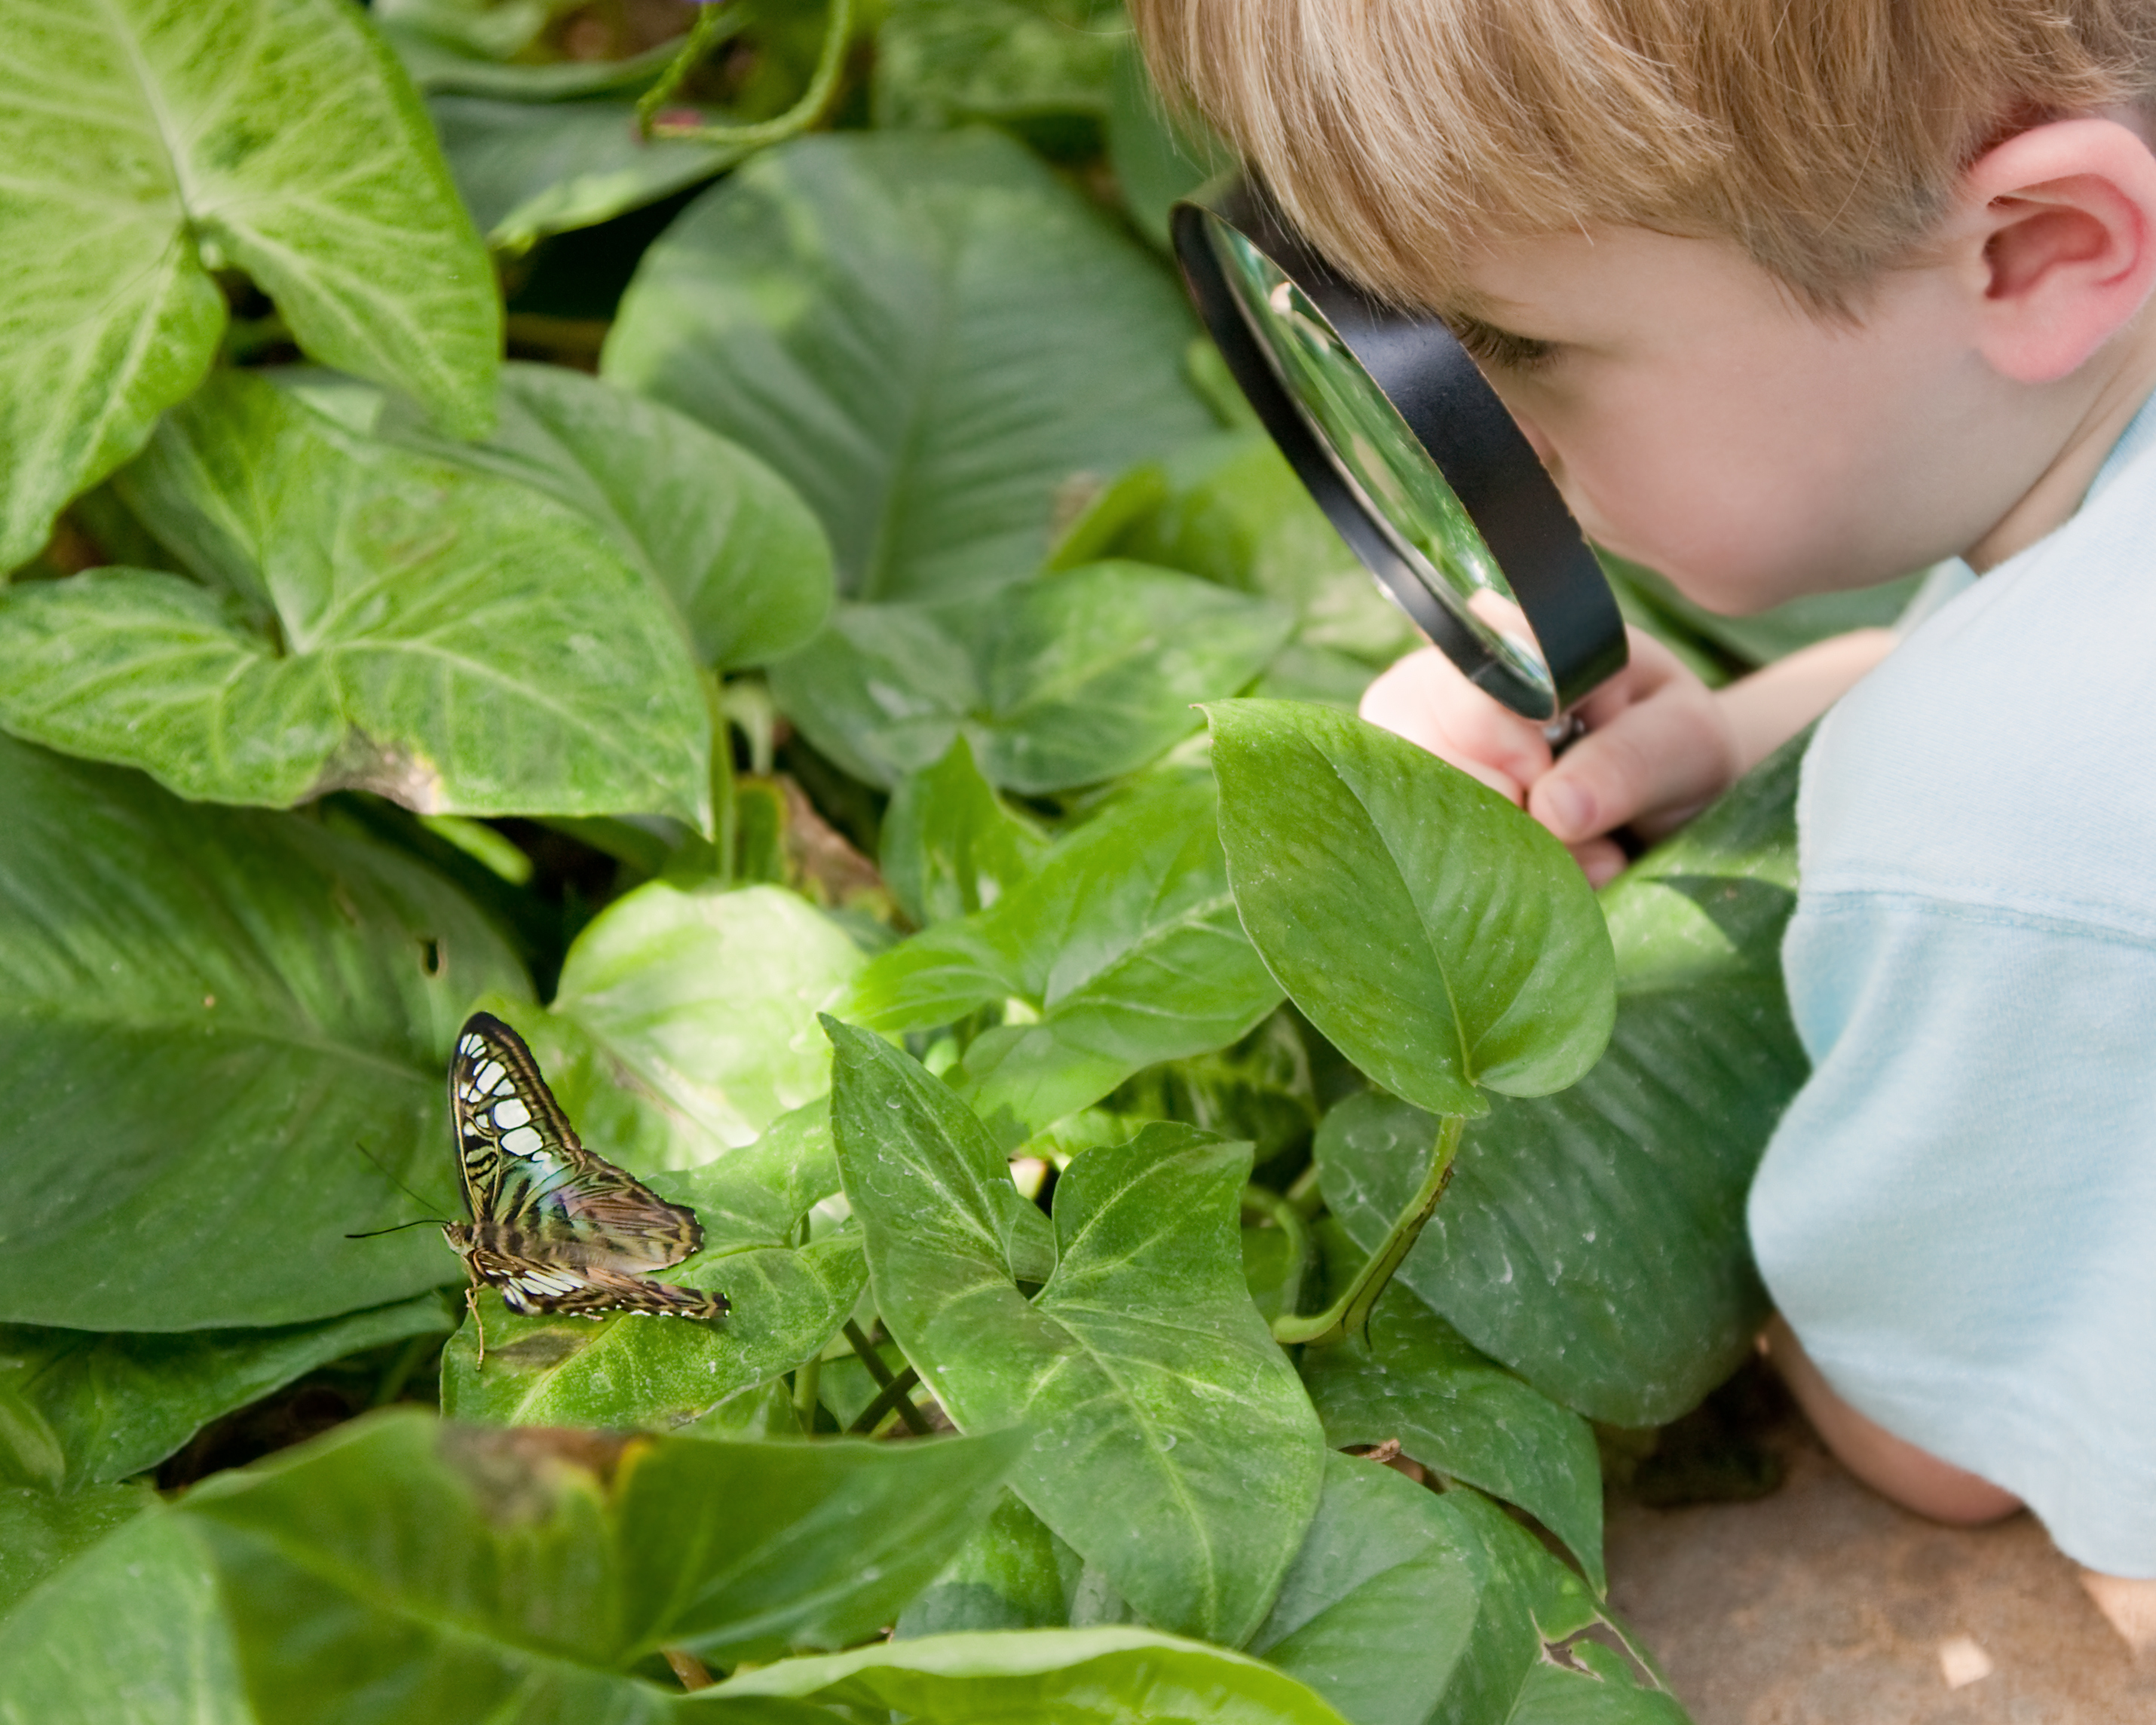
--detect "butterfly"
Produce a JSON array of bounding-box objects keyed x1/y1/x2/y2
[{"x1": 443, "y1": 1011, "x2": 727, "y2": 1364}]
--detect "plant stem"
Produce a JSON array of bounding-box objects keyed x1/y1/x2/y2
[
  {"x1": 1239, "y1": 1183, "x2": 1312, "y2": 1322},
  {"x1": 703, "y1": 670, "x2": 737, "y2": 885},
  {"x1": 1285, "y1": 1160, "x2": 1326, "y2": 1219},
  {"x1": 792, "y1": 1351, "x2": 822, "y2": 1433},
  {"x1": 848, "y1": 1365, "x2": 923, "y2": 1435},
  {"x1": 369, "y1": 1332, "x2": 436, "y2": 1408},
  {"x1": 663, "y1": 1650, "x2": 714, "y2": 1691},
  {"x1": 638, "y1": 0, "x2": 856, "y2": 147},
  {"x1": 844, "y1": 1319, "x2": 933, "y2": 1435},
  {"x1": 1269, "y1": 1114, "x2": 1463, "y2": 1348}
]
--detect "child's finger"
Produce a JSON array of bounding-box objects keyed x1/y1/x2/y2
[
  {"x1": 1359, "y1": 646, "x2": 1550, "y2": 798},
  {"x1": 1527, "y1": 681, "x2": 1737, "y2": 844}
]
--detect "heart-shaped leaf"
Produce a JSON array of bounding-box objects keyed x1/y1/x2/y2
[
  {"x1": 849, "y1": 775, "x2": 1283, "y2": 1144},
  {"x1": 773, "y1": 562, "x2": 1294, "y2": 792},
  {"x1": 180, "y1": 1408, "x2": 1024, "y2": 1702},
  {"x1": 0, "y1": 0, "x2": 498, "y2": 568},
  {"x1": 826, "y1": 1021, "x2": 1325, "y2": 1645},
  {"x1": 1207, "y1": 699, "x2": 1617, "y2": 1117},
  {"x1": 1300, "y1": 1288, "x2": 1606, "y2": 1592},
  {"x1": 0, "y1": 1507, "x2": 247, "y2": 1724},
  {"x1": 0, "y1": 734, "x2": 528, "y2": 1331},
  {"x1": 604, "y1": 130, "x2": 1214, "y2": 600},
  {"x1": 381, "y1": 363, "x2": 835, "y2": 669},
  {"x1": 1250, "y1": 1454, "x2": 1678, "y2": 1724},
  {"x1": 1319, "y1": 740, "x2": 1808, "y2": 1424},
  {"x1": 0, "y1": 375, "x2": 710, "y2": 823}
]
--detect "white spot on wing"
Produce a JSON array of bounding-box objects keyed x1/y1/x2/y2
[
  {"x1": 473, "y1": 1060, "x2": 506, "y2": 1092},
  {"x1": 500, "y1": 1125, "x2": 543, "y2": 1157},
  {"x1": 492, "y1": 1098, "x2": 531, "y2": 1130}
]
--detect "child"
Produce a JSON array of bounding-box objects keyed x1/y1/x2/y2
[{"x1": 1135, "y1": 0, "x2": 2156, "y2": 1632}]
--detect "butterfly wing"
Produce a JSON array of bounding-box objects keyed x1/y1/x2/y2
[
  {"x1": 464, "y1": 1242, "x2": 728, "y2": 1322},
  {"x1": 449, "y1": 1013, "x2": 703, "y2": 1276}
]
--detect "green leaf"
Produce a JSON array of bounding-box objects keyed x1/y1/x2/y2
[
  {"x1": 0, "y1": 0, "x2": 498, "y2": 568},
  {"x1": 773, "y1": 562, "x2": 1293, "y2": 792},
  {"x1": 439, "y1": 1237, "x2": 866, "y2": 1430},
  {"x1": 0, "y1": 1296, "x2": 449, "y2": 1488},
  {"x1": 1206, "y1": 700, "x2": 1618, "y2": 1117},
  {"x1": 181, "y1": 1409, "x2": 1023, "y2": 1705},
  {"x1": 850, "y1": 776, "x2": 1283, "y2": 1144},
  {"x1": 826, "y1": 1022, "x2": 1325, "y2": 1644},
  {"x1": 1319, "y1": 741, "x2": 1809, "y2": 1425},
  {"x1": 1300, "y1": 1289, "x2": 1606, "y2": 1592},
  {"x1": 0, "y1": 374, "x2": 710, "y2": 823},
  {"x1": 429, "y1": 96, "x2": 743, "y2": 252},
  {"x1": 873, "y1": 0, "x2": 1123, "y2": 133},
  {"x1": 0, "y1": 734, "x2": 528, "y2": 1331},
  {"x1": 540, "y1": 883, "x2": 865, "y2": 1170},
  {"x1": 604, "y1": 130, "x2": 1214, "y2": 600},
  {"x1": 439, "y1": 1096, "x2": 865, "y2": 1428},
  {"x1": 893, "y1": 1491, "x2": 1082, "y2": 1637},
  {"x1": 881, "y1": 736, "x2": 1051, "y2": 927},
  {"x1": 694, "y1": 1626, "x2": 1353, "y2": 1723},
  {"x1": 0, "y1": 1484, "x2": 152, "y2": 1616},
  {"x1": 1104, "y1": 31, "x2": 1231, "y2": 250},
  {"x1": 1250, "y1": 1455, "x2": 1677, "y2": 1725},
  {"x1": 0, "y1": 1508, "x2": 251, "y2": 1725},
  {"x1": 381, "y1": 363, "x2": 834, "y2": 670}
]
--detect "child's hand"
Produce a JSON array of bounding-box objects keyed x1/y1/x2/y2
[
  {"x1": 1360, "y1": 628, "x2": 1735, "y2": 886},
  {"x1": 1360, "y1": 625, "x2": 1897, "y2": 885}
]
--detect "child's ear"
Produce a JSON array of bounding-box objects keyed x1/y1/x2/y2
[{"x1": 1962, "y1": 116, "x2": 2156, "y2": 385}]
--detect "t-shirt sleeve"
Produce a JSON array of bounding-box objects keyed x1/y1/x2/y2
[{"x1": 1750, "y1": 890, "x2": 2156, "y2": 1576}]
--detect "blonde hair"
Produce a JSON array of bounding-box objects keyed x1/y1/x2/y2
[{"x1": 1132, "y1": 0, "x2": 2156, "y2": 312}]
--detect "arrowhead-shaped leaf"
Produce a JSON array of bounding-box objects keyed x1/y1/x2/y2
[
  {"x1": 0, "y1": 375, "x2": 710, "y2": 822},
  {"x1": 1206, "y1": 699, "x2": 1617, "y2": 1117},
  {"x1": 0, "y1": 0, "x2": 498, "y2": 567},
  {"x1": 825, "y1": 1022, "x2": 1325, "y2": 1644}
]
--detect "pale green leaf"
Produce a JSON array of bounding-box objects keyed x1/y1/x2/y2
[{"x1": 0, "y1": 0, "x2": 498, "y2": 566}]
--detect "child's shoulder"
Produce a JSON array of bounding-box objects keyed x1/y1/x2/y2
[{"x1": 1799, "y1": 393, "x2": 2156, "y2": 936}]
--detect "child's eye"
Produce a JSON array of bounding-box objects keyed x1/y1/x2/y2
[{"x1": 1448, "y1": 318, "x2": 1560, "y2": 374}]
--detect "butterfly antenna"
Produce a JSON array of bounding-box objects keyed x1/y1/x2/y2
[{"x1": 347, "y1": 1140, "x2": 452, "y2": 1236}]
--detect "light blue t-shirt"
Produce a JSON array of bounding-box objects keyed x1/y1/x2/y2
[{"x1": 1750, "y1": 396, "x2": 2156, "y2": 1578}]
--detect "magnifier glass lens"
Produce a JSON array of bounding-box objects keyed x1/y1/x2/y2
[{"x1": 1204, "y1": 219, "x2": 1556, "y2": 707}]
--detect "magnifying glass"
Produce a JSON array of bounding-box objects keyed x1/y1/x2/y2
[{"x1": 1171, "y1": 176, "x2": 1628, "y2": 728}]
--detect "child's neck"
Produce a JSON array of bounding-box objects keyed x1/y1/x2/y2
[{"x1": 1968, "y1": 290, "x2": 2156, "y2": 572}]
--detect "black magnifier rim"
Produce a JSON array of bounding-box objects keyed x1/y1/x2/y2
[{"x1": 1171, "y1": 176, "x2": 1627, "y2": 721}]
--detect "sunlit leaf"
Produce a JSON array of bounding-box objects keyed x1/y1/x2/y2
[
  {"x1": 605, "y1": 130, "x2": 1213, "y2": 600},
  {"x1": 0, "y1": 1484, "x2": 152, "y2": 1616},
  {"x1": 850, "y1": 776, "x2": 1282, "y2": 1145},
  {"x1": 0, "y1": 0, "x2": 498, "y2": 568},
  {"x1": 827, "y1": 1022, "x2": 1325, "y2": 1644},
  {"x1": 0, "y1": 375, "x2": 709, "y2": 822},
  {"x1": 694, "y1": 1625, "x2": 1354, "y2": 1723},
  {"x1": 382, "y1": 363, "x2": 834, "y2": 670},
  {"x1": 873, "y1": 0, "x2": 1122, "y2": 133},
  {"x1": 1207, "y1": 699, "x2": 1617, "y2": 1117},
  {"x1": 1319, "y1": 742, "x2": 1808, "y2": 1425},
  {"x1": 0, "y1": 735, "x2": 527, "y2": 1331}
]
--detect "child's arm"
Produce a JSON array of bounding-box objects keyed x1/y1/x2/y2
[{"x1": 1360, "y1": 625, "x2": 1896, "y2": 882}]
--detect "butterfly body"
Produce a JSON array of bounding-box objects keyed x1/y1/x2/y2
[{"x1": 447, "y1": 1013, "x2": 727, "y2": 1332}]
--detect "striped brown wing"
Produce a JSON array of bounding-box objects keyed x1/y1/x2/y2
[
  {"x1": 449, "y1": 1013, "x2": 704, "y2": 1276},
  {"x1": 464, "y1": 1243, "x2": 728, "y2": 1321}
]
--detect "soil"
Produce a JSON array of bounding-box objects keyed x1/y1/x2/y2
[{"x1": 1604, "y1": 1375, "x2": 2156, "y2": 1723}]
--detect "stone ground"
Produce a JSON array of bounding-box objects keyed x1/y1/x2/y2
[{"x1": 1603, "y1": 1371, "x2": 2156, "y2": 1723}]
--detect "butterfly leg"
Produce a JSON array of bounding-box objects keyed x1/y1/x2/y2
[{"x1": 464, "y1": 1280, "x2": 488, "y2": 1370}]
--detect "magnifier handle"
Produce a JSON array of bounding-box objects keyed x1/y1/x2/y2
[{"x1": 1542, "y1": 712, "x2": 1587, "y2": 755}]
